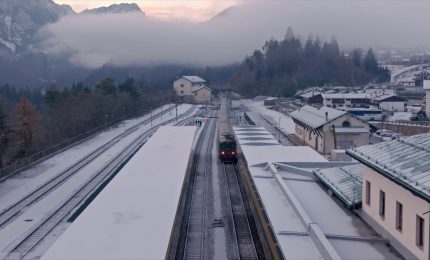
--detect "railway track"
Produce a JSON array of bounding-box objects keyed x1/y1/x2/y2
[
  {"x1": 183, "y1": 114, "x2": 217, "y2": 260},
  {"x1": 223, "y1": 163, "x2": 258, "y2": 260},
  {"x1": 1, "y1": 107, "x2": 196, "y2": 260},
  {"x1": 0, "y1": 105, "x2": 179, "y2": 230}
]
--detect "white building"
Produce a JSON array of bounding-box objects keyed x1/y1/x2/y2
[
  {"x1": 173, "y1": 76, "x2": 212, "y2": 104},
  {"x1": 290, "y1": 105, "x2": 370, "y2": 154},
  {"x1": 347, "y1": 133, "x2": 430, "y2": 260},
  {"x1": 371, "y1": 94, "x2": 407, "y2": 112},
  {"x1": 321, "y1": 93, "x2": 370, "y2": 109},
  {"x1": 425, "y1": 80, "x2": 430, "y2": 116}
]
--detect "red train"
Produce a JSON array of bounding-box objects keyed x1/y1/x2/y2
[{"x1": 219, "y1": 132, "x2": 238, "y2": 164}]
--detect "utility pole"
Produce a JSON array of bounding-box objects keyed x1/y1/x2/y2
[
  {"x1": 175, "y1": 104, "x2": 178, "y2": 121},
  {"x1": 105, "y1": 114, "x2": 109, "y2": 130},
  {"x1": 278, "y1": 117, "x2": 281, "y2": 143}
]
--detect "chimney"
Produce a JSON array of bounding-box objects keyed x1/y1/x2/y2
[{"x1": 325, "y1": 111, "x2": 328, "y2": 121}]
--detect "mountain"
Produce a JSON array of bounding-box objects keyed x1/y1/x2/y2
[
  {"x1": 0, "y1": 0, "x2": 75, "y2": 54},
  {"x1": 81, "y1": 3, "x2": 144, "y2": 15}
]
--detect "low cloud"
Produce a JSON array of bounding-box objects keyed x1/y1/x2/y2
[{"x1": 40, "y1": 1, "x2": 430, "y2": 69}]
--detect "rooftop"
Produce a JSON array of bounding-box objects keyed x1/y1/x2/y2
[
  {"x1": 181, "y1": 75, "x2": 207, "y2": 83},
  {"x1": 314, "y1": 164, "x2": 363, "y2": 208},
  {"x1": 41, "y1": 126, "x2": 197, "y2": 260},
  {"x1": 289, "y1": 105, "x2": 346, "y2": 129},
  {"x1": 321, "y1": 93, "x2": 368, "y2": 99},
  {"x1": 347, "y1": 133, "x2": 430, "y2": 202}
]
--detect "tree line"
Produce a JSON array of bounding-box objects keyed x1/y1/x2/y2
[
  {"x1": 231, "y1": 27, "x2": 390, "y2": 97},
  {"x1": 0, "y1": 78, "x2": 173, "y2": 169}
]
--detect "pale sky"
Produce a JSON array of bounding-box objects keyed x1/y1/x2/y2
[{"x1": 54, "y1": 0, "x2": 240, "y2": 21}]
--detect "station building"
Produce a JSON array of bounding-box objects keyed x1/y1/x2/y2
[
  {"x1": 173, "y1": 76, "x2": 213, "y2": 104},
  {"x1": 347, "y1": 133, "x2": 430, "y2": 260},
  {"x1": 290, "y1": 105, "x2": 370, "y2": 154}
]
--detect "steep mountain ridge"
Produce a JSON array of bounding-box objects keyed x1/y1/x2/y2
[{"x1": 81, "y1": 3, "x2": 144, "y2": 15}]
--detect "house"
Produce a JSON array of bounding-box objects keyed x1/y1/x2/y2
[
  {"x1": 263, "y1": 97, "x2": 277, "y2": 106},
  {"x1": 347, "y1": 133, "x2": 430, "y2": 260},
  {"x1": 321, "y1": 93, "x2": 370, "y2": 108},
  {"x1": 371, "y1": 94, "x2": 407, "y2": 112},
  {"x1": 425, "y1": 80, "x2": 430, "y2": 116},
  {"x1": 290, "y1": 105, "x2": 370, "y2": 154},
  {"x1": 173, "y1": 76, "x2": 212, "y2": 104},
  {"x1": 414, "y1": 71, "x2": 430, "y2": 87}
]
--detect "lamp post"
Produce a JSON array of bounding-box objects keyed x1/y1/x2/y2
[
  {"x1": 278, "y1": 117, "x2": 281, "y2": 143},
  {"x1": 175, "y1": 104, "x2": 178, "y2": 121}
]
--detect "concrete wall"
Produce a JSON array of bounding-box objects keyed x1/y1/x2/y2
[
  {"x1": 173, "y1": 78, "x2": 193, "y2": 96},
  {"x1": 372, "y1": 122, "x2": 430, "y2": 136},
  {"x1": 295, "y1": 124, "x2": 324, "y2": 153},
  {"x1": 363, "y1": 166, "x2": 430, "y2": 260},
  {"x1": 379, "y1": 101, "x2": 405, "y2": 112}
]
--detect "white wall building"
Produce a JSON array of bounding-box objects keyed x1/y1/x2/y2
[
  {"x1": 290, "y1": 106, "x2": 370, "y2": 154},
  {"x1": 321, "y1": 93, "x2": 370, "y2": 109},
  {"x1": 173, "y1": 76, "x2": 212, "y2": 103},
  {"x1": 424, "y1": 80, "x2": 430, "y2": 116},
  {"x1": 371, "y1": 94, "x2": 407, "y2": 112},
  {"x1": 348, "y1": 133, "x2": 430, "y2": 260}
]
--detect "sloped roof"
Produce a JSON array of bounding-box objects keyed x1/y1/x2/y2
[
  {"x1": 321, "y1": 93, "x2": 368, "y2": 99},
  {"x1": 372, "y1": 94, "x2": 406, "y2": 102},
  {"x1": 289, "y1": 105, "x2": 346, "y2": 129},
  {"x1": 314, "y1": 164, "x2": 363, "y2": 208},
  {"x1": 191, "y1": 86, "x2": 212, "y2": 93},
  {"x1": 181, "y1": 76, "x2": 206, "y2": 83},
  {"x1": 347, "y1": 133, "x2": 430, "y2": 202}
]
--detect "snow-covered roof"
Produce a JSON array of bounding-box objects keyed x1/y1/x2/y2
[
  {"x1": 321, "y1": 93, "x2": 368, "y2": 99},
  {"x1": 191, "y1": 86, "x2": 212, "y2": 93},
  {"x1": 181, "y1": 75, "x2": 206, "y2": 83},
  {"x1": 372, "y1": 94, "x2": 406, "y2": 102},
  {"x1": 234, "y1": 127, "x2": 400, "y2": 259},
  {"x1": 347, "y1": 133, "x2": 430, "y2": 202},
  {"x1": 289, "y1": 105, "x2": 346, "y2": 129},
  {"x1": 314, "y1": 164, "x2": 363, "y2": 208},
  {"x1": 41, "y1": 126, "x2": 197, "y2": 260}
]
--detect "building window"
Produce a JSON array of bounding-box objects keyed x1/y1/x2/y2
[
  {"x1": 181, "y1": 84, "x2": 184, "y2": 87},
  {"x1": 308, "y1": 132, "x2": 312, "y2": 140},
  {"x1": 379, "y1": 190, "x2": 385, "y2": 218},
  {"x1": 396, "y1": 201, "x2": 403, "y2": 231},
  {"x1": 365, "y1": 181, "x2": 371, "y2": 205},
  {"x1": 181, "y1": 90, "x2": 184, "y2": 94},
  {"x1": 416, "y1": 215, "x2": 425, "y2": 248},
  {"x1": 342, "y1": 121, "x2": 351, "y2": 127}
]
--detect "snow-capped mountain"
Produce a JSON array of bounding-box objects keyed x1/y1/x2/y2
[
  {"x1": 0, "y1": 0, "x2": 74, "y2": 53},
  {"x1": 81, "y1": 3, "x2": 144, "y2": 15}
]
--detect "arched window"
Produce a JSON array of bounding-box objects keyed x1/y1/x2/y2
[{"x1": 342, "y1": 121, "x2": 351, "y2": 127}]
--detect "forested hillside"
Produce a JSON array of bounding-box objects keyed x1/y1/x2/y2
[{"x1": 231, "y1": 28, "x2": 390, "y2": 97}]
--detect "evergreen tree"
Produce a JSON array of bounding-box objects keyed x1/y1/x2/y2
[
  {"x1": 352, "y1": 49, "x2": 362, "y2": 67},
  {"x1": 15, "y1": 97, "x2": 39, "y2": 157},
  {"x1": 364, "y1": 48, "x2": 379, "y2": 73}
]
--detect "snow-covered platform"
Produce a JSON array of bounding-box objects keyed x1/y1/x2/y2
[
  {"x1": 41, "y1": 126, "x2": 197, "y2": 260},
  {"x1": 234, "y1": 126, "x2": 401, "y2": 259}
]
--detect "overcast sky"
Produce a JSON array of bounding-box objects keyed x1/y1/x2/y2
[{"x1": 45, "y1": 1, "x2": 430, "y2": 69}]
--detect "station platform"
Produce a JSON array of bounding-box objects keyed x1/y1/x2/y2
[
  {"x1": 41, "y1": 126, "x2": 197, "y2": 260},
  {"x1": 234, "y1": 126, "x2": 401, "y2": 259}
]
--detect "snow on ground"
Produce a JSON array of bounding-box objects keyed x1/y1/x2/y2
[
  {"x1": 0, "y1": 104, "x2": 193, "y2": 213},
  {"x1": 237, "y1": 100, "x2": 296, "y2": 135},
  {"x1": 0, "y1": 104, "x2": 195, "y2": 256},
  {"x1": 41, "y1": 126, "x2": 197, "y2": 260}
]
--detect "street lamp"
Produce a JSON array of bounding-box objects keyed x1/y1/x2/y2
[{"x1": 278, "y1": 117, "x2": 281, "y2": 143}]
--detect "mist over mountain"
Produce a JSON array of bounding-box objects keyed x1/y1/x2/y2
[
  {"x1": 81, "y1": 3, "x2": 144, "y2": 15},
  {"x1": 0, "y1": 0, "x2": 430, "y2": 88}
]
